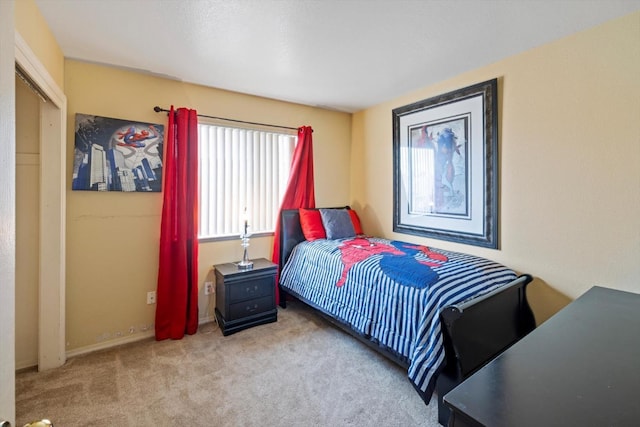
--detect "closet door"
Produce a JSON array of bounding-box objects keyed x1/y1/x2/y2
[{"x1": 15, "y1": 76, "x2": 40, "y2": 371}]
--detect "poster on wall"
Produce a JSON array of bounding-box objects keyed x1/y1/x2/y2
[
  {"x1": 72, "y1": 113, "x2": 164, "y2": 192},
  {"x1": 392, "y1": 78, "x2": 499, "y2": 248}
]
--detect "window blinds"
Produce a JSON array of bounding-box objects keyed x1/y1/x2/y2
[{"x1": 198, "y1": 124, "x2": 295, "y2": 239}]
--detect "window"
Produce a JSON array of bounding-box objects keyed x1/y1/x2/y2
[{"x1": 198, "y1": 123, "x2": 296, "y2": 240}]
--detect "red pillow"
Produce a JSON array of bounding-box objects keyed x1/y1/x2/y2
[
  {"x1": 348, "y1": 209, "x2": 364, "y2": 235},
  {"x1": 299, "y1": 209, "x2": 326, "y2": 241}
]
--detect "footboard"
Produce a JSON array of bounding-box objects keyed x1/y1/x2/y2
[{"x1": 436, "y1": 274, "x2": 535, "y2": 425}]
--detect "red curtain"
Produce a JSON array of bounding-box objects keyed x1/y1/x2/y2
[
  {"x1": 272, "y1": 126, "x2": 315, "y2": 304},
  {"x1": 155, "y1": 106, "x2": 199, "y2": 340}
]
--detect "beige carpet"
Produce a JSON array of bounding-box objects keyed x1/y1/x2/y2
[{"x1": 16, "y1": 301, "x2": 440, "y2": 426}]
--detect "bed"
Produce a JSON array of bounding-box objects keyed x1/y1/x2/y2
[{"x1": 277, "y1": 207, "x2": 535, "y2": 426}]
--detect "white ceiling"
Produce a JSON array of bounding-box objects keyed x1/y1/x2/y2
[{"x1": 35, "y1": 0, "x2": 640, "y2": 113}]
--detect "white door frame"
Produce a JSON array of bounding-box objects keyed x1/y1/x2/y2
[
  {"x1": 1, "y1": 7, "x2": 66, "y2": 420},
  {"x1": 0, "y1": 1, "x2": 17, "y2": 424},
  {"x1": 14, "y1": 32, "x2": 67, "y2": 372}
]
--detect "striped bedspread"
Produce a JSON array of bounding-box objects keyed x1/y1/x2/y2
[{"x1": 279, "y1": 237, "x2": 517, "y2": 403}]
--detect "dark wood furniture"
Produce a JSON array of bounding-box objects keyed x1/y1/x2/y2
[
  {"x1": 214, "y1": 258, "x2": 277, "y2": 336},
  {"x1": 277, "y1": 208, "x2": 536, "y2": 425},
  {"x1": 444, "y1": 286, "x2": 640, "y2": 427}
]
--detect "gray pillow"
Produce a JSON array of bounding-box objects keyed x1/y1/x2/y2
[{"x1": 319, "y1": 209, "x2": 355, "y2": 239}]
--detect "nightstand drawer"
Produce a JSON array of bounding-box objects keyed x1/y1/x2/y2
[
  {"x1": 228, "y1": 295, "x2": 274, "y2": 319},
  {"x1": 229, "y1": 276, "x2": 273, "y2": 302}
]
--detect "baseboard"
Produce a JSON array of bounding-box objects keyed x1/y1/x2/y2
[
  {"x1": 65, "y1": 316, "x2": 217, "y2": 360},
  {"x1": 65, "y1": 329, "x2": 156, "y2": 359},
  {"x1": 16, "y1": 359, "x2": 38, "y2": 372}
]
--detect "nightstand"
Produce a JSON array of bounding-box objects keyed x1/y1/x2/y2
[{"x1": 214, "y1": 258, "x2": 277, "y2": 336}]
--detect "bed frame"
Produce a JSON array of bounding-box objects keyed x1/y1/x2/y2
[{"x1": 277, "y1": 208, "x2": 535, "y2": 426}]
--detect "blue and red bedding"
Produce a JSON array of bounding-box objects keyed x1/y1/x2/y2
[{"x1": 279, "y1": 236, "x2": 517, "y2": 403}]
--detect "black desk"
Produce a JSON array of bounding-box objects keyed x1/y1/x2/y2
[{"x1": 444, "y1": 286, "x2": 640, "y2": 427}]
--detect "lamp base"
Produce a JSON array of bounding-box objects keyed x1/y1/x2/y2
[
  {"x1": 237, "y1": 260, "x2": 253, "y2": 270},
  {"x1": 238, "y1": 235, "x2": 253, "y2": 269}
]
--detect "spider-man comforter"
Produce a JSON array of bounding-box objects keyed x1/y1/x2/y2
[{"x1": 279, "y1": 237, "x2": 517, "y2": 404}]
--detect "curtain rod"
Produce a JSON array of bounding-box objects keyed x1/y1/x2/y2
[{"x1": 153, "y1": 106, "x2": 298, "y2": 131}]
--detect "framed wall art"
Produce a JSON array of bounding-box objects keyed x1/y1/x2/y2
[
  {"x1": 392, "y1": 78, "x2": 499, "y2": 248},
  {"x1": 72, "y1": 113, "x2": 164, "y2": 192}
]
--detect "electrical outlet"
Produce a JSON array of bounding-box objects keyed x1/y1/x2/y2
[
  {"x1": 147, "y1": 291, "x2": 156, "y2": 304},
  {"x1": 204, "y1": 281, "x2": 214, "y2": 295}
]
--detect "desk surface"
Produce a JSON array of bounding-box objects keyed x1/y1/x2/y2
[{"x1": 444, "y1": 286, "x2": 640, "y2": 427}]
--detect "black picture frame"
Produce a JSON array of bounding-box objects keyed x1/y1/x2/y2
[{"x1": 392, "y1": 78, "x2": 499, "y2": 248}]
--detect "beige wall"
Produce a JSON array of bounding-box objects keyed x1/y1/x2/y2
[
  {"x1": 14, "y1": 0, "x2": 64, "y2": 90},
  {"x1": 64, "y1": 60, "x2": 352, "y2": 352},
  {"x1": 18, "y1": 1, "x2": 639, "y2": 356},
  {"x1": 352, "y1": 12, "x2": 640, "y2": 323}
]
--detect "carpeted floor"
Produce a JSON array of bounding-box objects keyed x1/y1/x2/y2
[{"x1": 16, "y1": 301, "x2": 440, "y2": 426}]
